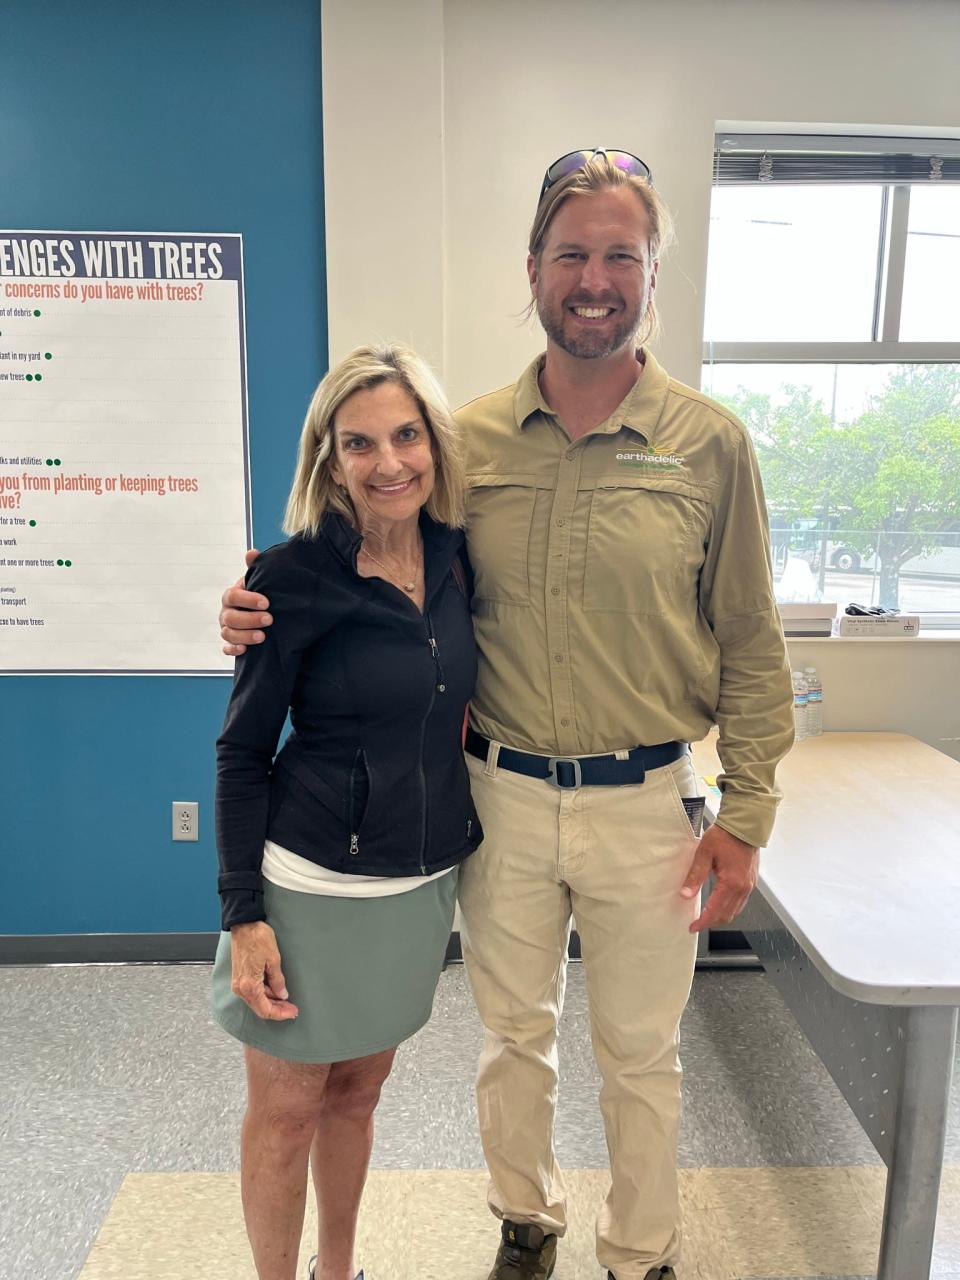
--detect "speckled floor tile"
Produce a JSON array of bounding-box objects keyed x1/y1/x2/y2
[
  {"x1": 554, "y1": 1080, "x2": 612, "y2": 1168},
  {"x1": 416, "y1": 1076, "x2": 486, "y2": 1168},
  {"x1": 74, "y1": 1166, "x2": 960, "y2": 1280},
  {"x1": 3, "y1": 961, "x2": 959, "y2": 1280},
  {"x1": 678, "y1": 973, "x2": 880, "y2": 1168},
  {"x1": 0, "y1": 1165, "x2": 123, "y2": 1280}
]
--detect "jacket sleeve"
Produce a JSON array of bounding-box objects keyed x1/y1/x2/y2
[
  {"x1": 698, "y1": 426, "x2": 795, "y2": 848},
  {"x1": 215, "y1": 548, "x2": 320, "y2": 929}
]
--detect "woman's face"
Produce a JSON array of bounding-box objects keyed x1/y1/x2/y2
[{"x1": 330, "y1": 381, "x2": 436, "y2": 529}]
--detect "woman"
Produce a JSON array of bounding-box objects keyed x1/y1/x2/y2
[{"x1": 212, "y1": 343, "x2": 482, "y2": 1280}]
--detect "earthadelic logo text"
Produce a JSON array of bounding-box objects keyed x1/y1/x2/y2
[{"x1": 616, "y1": 444, "x2": 686, "y2": 470}]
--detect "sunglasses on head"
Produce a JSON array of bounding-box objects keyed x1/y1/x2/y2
[{"x1": 538, "y1": 149, "x2": 652, "y2": 202}]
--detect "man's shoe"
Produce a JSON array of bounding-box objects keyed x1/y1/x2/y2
[
  {"x1": 488, "y1": 1220, "x2": 557, "y2": 1278},
  {"x1": 607, "y1": 1270, "x2": 676, "y2": 1280}
]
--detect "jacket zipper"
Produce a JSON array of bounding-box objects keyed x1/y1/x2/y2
[
  {"x1": 348, "y1": 748, "x2": 365, "y2": 857},
  {"x1": 428, "y1": 635, "x2": 446, "y2": 693},
  {"x1": 418, "y1": 612, "x2": 445, "y2": 874}
]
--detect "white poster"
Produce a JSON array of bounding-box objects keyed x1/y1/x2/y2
[{"x1": 0, "y1": 231, "x2": 249, "y2": 674}]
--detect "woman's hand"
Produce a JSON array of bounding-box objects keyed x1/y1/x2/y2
[{"x1": 230, "y1": 921, "x2": 299, "y2": 1020}]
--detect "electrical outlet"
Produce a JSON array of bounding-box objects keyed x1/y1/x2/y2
[{"x1": 172, "y1": 801, "x2": 199, "y2": 842}]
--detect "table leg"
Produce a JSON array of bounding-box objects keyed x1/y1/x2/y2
[{"x1": 876, "y1": 1004, "x2": 958, "y2": 1279}]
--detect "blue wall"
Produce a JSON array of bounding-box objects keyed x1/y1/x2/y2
[{"x1": 0, "y1": 1, "x2": 327, "y2": 934}]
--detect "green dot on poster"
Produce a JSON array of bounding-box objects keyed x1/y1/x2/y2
[
  {"x1": 45, "y1": 352, "x2": 52, "y2": 360},
  {"x1": 57, "y1": 559, "x2": 63, "y2": 566},
  {"x1": 54, "y1": 458, "x2": 61, "y2": 465},
  {"x1": 29, "y1": 520, "x2": 36, "y2": 526},
  {"x1": 35, "y1": 373, "x2": 42, "y2": 381},
  {"x1": 26, "y1": 374, "x2": 33, "y2": 381},
  {"x1": 33, "y1": 309, "x2": 40, "y2": 317},
  {"x1": 65, "y1": 560, "x2": 72, "y2": 567},
  {"x1": 45, "y1": 458, "x2": 53, "y2": 466}
]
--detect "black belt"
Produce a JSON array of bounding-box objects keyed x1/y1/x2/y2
[{"x1": 465, "y1": 728, "x2": 687, "y2": 789}]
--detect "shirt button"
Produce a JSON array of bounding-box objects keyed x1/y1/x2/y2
[
  {"x1": 560, "y1": 717, "x2": 570, "y2": 727},
  {"x1": 551, "y1": 587, "x2": 560, "y2": 597},
  {"x1": 556, "y1": 518, "x2": 565, "y2": 527},
  {"x1": 554, "y1": 654, "x2": 564, "y2": 663},
  {"x1": 437, "y1": 684, "x2": 446, "y2": 693}
]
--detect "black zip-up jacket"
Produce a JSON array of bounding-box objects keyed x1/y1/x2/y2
[{"x1": 215, "y1": 511, "x2": 482, "y2": 930}]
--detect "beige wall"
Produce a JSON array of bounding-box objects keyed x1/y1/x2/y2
[
  {"x1": 787, "y1": 638, "x2": 960, "y2": 762},
  {"x1": 322, "y1": 0, "x2": 960, "y2": 757},
  {"x1": 324, "y1": 0, "x2": 960, "y2": 399},
  {"x1": 321, "y1": 0, "x2": 446, "y2": 371}
]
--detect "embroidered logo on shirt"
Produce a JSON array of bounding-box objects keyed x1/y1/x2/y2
[{"x1": 616, "y1": 444, "x2": 686, "y2": 471}]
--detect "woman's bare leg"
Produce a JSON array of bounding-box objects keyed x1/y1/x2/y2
[
  {"x1": 308, "y1": 1047, "x2": 397, "y2": 1280},
  {"x1": 241, "y1": 1044, "x2": 332, "y2": 1280}
]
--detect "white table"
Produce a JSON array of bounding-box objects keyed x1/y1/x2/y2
[{"x1": 692, "y1": 731, "x2": 960, "y2": 1279}]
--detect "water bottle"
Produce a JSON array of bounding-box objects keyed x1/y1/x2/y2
[
  {"x1": 803, "y1": 666, "x2": 823, "y2": 736},
  {"x1": 791, "y1": 670, "x2": 809, "y2": 743}
]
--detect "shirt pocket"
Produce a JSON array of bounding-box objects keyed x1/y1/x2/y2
[
  {"x1": 466, "y1": 473, "x2": 540, "y2": 605},
  {"x1": 582, "y1": 475, "x2": 710, "y2": 615}
]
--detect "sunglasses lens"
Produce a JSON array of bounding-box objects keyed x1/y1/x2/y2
[
  {"x1": 608, "y1": 151, "x2": 651, "y2": 180},
  {"x1": 546, "y1": 150, "x2": 594, "y2": 185},
  {"x1": 541, "y1": 149, "x2": 652, "y2": 201}
]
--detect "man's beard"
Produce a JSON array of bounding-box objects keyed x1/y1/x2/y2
[{"x1": 537, "y1": 296, "x2": 644, "y2": 359}]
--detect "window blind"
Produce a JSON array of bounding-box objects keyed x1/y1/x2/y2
[{"x1": 715, "y1": 134, "x2": 960, "y2": 184}]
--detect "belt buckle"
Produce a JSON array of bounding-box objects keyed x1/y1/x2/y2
[{"x1": 546, "y1": 756, "x2": 582, "y2": 789}]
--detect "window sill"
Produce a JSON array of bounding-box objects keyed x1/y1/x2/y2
[{"x1": 787, "y1": 631, "x2": 960, "y2": 643}]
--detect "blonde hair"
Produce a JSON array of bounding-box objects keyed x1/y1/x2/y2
[
  {"x1": 527, "y1": 153, "x2": 675, "y2": 346},
  {"x1": 283, "y1": 342, "x2": 466, "y2": 536}
]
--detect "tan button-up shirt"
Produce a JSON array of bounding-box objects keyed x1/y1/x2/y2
[{"x1": 457, "y1": 349, "x2": 794, "y2": 849}]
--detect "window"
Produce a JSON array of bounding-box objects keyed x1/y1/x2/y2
[{"x1": 702, "y1": 134, "x2": 960, "y2": 627}]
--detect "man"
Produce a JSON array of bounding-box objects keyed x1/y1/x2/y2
[{"x1": 221, "y1": 150, "x2": 795, "y2": 1280}]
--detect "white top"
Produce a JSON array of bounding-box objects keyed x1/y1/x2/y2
[
  {"x1": 693, "y1": 732, "x2": 960, "y2": 1006},
  {"x1": 262, "y1": 840, "x2": 456, "y2": 898}
]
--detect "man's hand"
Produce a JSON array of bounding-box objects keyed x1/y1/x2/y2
[
  {"x1": 680, "y1": 824, "x2": 759, "y2": 934},
  {"x1": 230, "y1": 920, "x2": 299, "y2": 1020},
  {"x1": 220, "y1": 548, "x2": 270, "y2": 655}
]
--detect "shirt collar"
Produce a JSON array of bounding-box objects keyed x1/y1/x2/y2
[{"x1": 511, "y1": 348, "x2": 671, "y2": 446}]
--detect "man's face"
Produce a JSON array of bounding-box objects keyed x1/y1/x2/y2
[{"x1": 528, "y1": 187, "x2": 658, "y2": 360}]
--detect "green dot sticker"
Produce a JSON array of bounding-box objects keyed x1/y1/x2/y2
[
  {"x1": 26, "y1": 374, "x2": 33, "y2": 381},
  {"x1": 35, "y1": 373, "x2": 42, "y2": 381},
  {"x1": 45, "y1": 352, "x2": 52, "y2": 360},
  {"x1": 46, "y1": 458, "x2": 53, "y2": 465},
  {"x1": 54, "y1": 458, "x2": 61, "y2": 465},
  {"x1": 34, "y1": 309, "x2": 40, "y2": 317},
  {"x1": 57, "y1": 559, "x2": 63, "y2": 566},
  {"x1": 65, "y1": 560, "x2": 72, "y2": 567},
  {"x1": 29, "y1": 520, "x2": 36, "y2": 527}
]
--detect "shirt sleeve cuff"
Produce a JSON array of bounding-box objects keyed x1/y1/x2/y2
[
  {"x1": 713, "y1": 794, "x2": 779, "y2": 849},
  {"x1": 219, "y1": 888, "x2": 266, "y2": 931}
]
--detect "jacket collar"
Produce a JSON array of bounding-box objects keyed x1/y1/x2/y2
[{"x1": 319, "y1": 509, "x2": 461, "y2": 570}]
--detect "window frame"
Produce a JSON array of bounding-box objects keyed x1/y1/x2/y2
[{"x1": 703, "y1": 134, "x2": 960, "y2": 629}]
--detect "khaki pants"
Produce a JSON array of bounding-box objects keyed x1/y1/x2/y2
[{"x1": 459, "y1": 744, "x2": 701, "y2": 1279}]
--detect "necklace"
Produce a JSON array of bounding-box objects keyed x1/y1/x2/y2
[{"x1": 360, "y1": 539, "x2": 422, "y2": 593}]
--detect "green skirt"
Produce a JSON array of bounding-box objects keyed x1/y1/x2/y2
[{"x1": 211, "y1": 870, "x2": 458, "y2": 1063}]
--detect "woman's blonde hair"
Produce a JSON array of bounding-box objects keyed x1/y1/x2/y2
[
  {"x1": 283, "y1": 342, "x2": 466, "y2": 536},
  {"x1": 527, "y1": 152, "x2": 675, "y2": 346}
]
